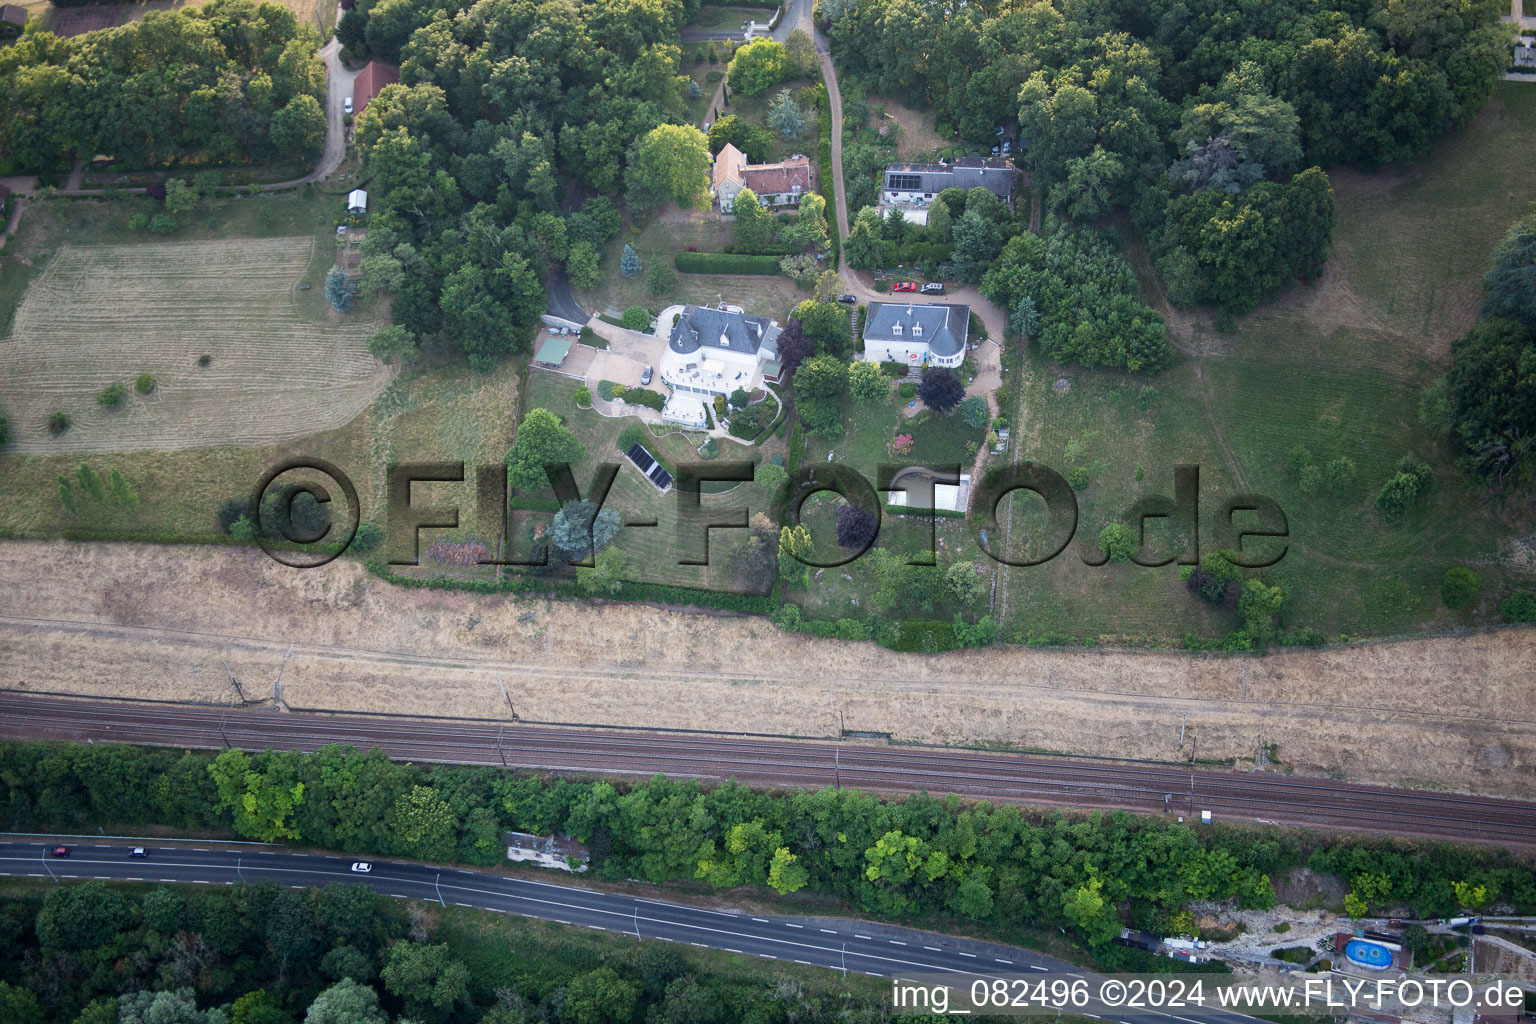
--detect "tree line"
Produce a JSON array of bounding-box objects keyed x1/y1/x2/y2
[
  {"x1": 0, "y1": 876, "x2": 928, "y2": 1024},
  {"x1": 0, "y1": 0, "x2": 328, "y2": 175},
  {"x1": 3, "y1": 740, "x2": 1531, "y2": 958}
]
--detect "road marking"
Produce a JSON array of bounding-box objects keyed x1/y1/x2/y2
[
  {"x1": 996, "y1": 958, "x2": 1012, "y2": 964},
  {"x1": 161, "y1": 878, "x2": 177, "y2": 882},
  {"x1": 1031, "y1": 966, "x2": 1048, "y2": 971},
  {"x1": 890, "y1": 940, "x2": 906, "y2": 945},
  {"x1": 752, "y1": 917, "x2": 770, "y2": 923},
  {"x1": 958, "y1": 951, "x2": 976, "y2": 958},
  {"x1": 785, "y1": 923, "x2": 803, "y2": 928},
  {"x1": 759, "y1": 954, "x2": 774, "y2": 959},
  {"x1": 925, "y1": 946, "x2": 942, "y2": 951},
  {"x1": 724, "y1": 948, "x2": 742, "y2": 953},
  {"x1": 794, "y1": 960, "x2": 812, "y2": 965},
  {"x1": 855, "y1": 934, "x2": 872, "y2": 939},
  {"x1": 820, "y1": 928, "x2": 838, "y2": 934}
]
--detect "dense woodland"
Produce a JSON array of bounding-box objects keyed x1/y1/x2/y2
[
  {"x1": 340, "y1": 0, "x2": 705, "y2": 368},
  {"x1": 0, "y1": 0, "x2": 328, "y2": 173},
  {"x1": 0, "y1": 879, "x2": 924, "y2": 1024},
  {"x1": 825, "y1": 0, "x2": 1506, "y2": 315},
  {"x1": 3, "y1": 742, "x2": 1532, "y2": 955}
]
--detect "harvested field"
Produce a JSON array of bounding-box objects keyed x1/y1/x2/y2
[
  {"x1": 1, "y1": 540, "x2": 1533, "y2": 799},
  {"x1": 0, "y1": 237, "x2": 390, "y2": 454}
]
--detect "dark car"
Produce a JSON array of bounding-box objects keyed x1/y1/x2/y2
[
  {"x1": 640, "y1": 364, "x2": 653, "y2": 385},
  {"x1": 837, "y1": 293, "x2": 857, "y2": 304},
  {"x1": 921, "y1": 282, "x2": 944, "y2": 294},
  {"x1": 129, "y1": 847, "x2": 147, "y2": 858},
  {"x1": 50, "y1": 846, "x2": 69, "y2": 857}
]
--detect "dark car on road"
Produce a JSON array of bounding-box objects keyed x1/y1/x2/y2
[
  {"x1": 837, "y1": 294, "x2": 857, "y2": 304},
  {"x1": 50, "y1": 846, "x2": 69, "y2": 857}
]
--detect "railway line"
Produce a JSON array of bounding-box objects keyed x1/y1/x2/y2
[{"x1": 1, "y1": 691, "x2": 1532, "y2": 845}]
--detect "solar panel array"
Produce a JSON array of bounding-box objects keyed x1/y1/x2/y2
[{"x1": 627, "y1": 444, "x2": 673, "y2": 490}]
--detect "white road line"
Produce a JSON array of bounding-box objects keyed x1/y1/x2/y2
[
  {"x1": 759, "y1": 954, "x2": 774, "y2": 959},
  {"x1": 855, "y1": 933, "x2": 872, "y2": 939},
  {"x1": 794, "y1": 959, "x2": 812, "y2": 965},
  {"x1": 958, "y1": 951, "x2": 976, "y2": 958},
  {"x1": 724, "y1": 948, "x2": 743, "y2": 954},
  {"x1": 785, "y1": 923, "x2": 803, "y2": 928},
  {"x1": 820, "y1": 928, "x2": 838, "y2": 934},
  {"x1": 753, "y1": 917, "x2": 770, "y2": 923},
  {"x1": 996, "y1": 958, "x2": 1012, "y2": 964},
  {"x1": 691, "y1": 943, "x2": 707, "y2": 948},
  {"x1": 925, "y1": 946, "x2": 942, "y2": 951},
  {"x1": 1031, "y1": 965, "x2": 1048, "y2": 971},
  {"x1": 890, "y1": 940, "x2": 906, "y2": 945}
]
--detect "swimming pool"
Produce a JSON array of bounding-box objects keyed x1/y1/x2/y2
[{"x1": 1344, "y1": 939, "x2": 1393, "y2": 970}]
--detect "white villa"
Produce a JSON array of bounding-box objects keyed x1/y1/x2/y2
[
  {"x1": 861, "y1": 301, "x2": 970, "y2": 370},
  {"x1": 659, "y1": 304, "x2": 782, "y2": 426}
]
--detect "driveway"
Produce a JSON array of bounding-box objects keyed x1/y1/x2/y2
[{"x1": 546, "y1": 267, "x2": 589, "y2": 323}]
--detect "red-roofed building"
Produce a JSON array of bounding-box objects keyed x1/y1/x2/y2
[
  {"x1": 351, "y1": 61, "x2": 400, "y2": 118},
  {"x1": 0, "y1": 4, "x2": 28, "y2": 38},
  {"x1": 712, "y1": 145, "x2": 811, "y2": 213}
]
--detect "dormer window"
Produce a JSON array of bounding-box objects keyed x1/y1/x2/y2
[
  {"x1": 892, "y1": 322, "x2": 903, "y2": 336},
  {"x1": 912, "y1": 321, "x2": 923, "y2": 337}
]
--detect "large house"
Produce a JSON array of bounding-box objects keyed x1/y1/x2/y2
[
  {"x1": 881, "y1": 158, "x2": 1017, "y2": 210},
  {"x1": 662, "y1": 304, "x2": 781, "y2": 396},
  {"x1": 861, "y1": 301, "x2": 970, "y2": 370},
  {"x1": 713, "y1": 143, "x2": 812, "y2": 213}
]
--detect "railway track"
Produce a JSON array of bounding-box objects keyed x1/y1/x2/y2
[{"x1": 2, "y1": 691, "x2": 1532, "y2": 845}]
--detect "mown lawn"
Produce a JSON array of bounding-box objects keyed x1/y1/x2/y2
[{"x1": 994, "y1": 82, "x2": 1536, "y2": 644}]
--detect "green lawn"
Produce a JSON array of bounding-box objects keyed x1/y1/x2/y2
[
  {"x1": 575, "y1": 216, "x2": 814, "y2": 320},
  {"x1": 993, "y1": 82, "x2": 1536, "y2": 644},
  {"x1": 507, "y1": 372, "x2": 784, "y2": 591}
]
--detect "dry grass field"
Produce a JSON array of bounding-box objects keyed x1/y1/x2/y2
[
  {"x1": 17, "y1": 0, "x2": 335, "y2": 38},
  {"x1": 0, "y1": 237, "x2": 390, "y2": 455},
  {"x1": 2, "y1": 540, "x2": 1533, "y2": 798}
]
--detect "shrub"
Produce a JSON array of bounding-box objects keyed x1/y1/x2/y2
[
  {"x1": 97, "y1": 382, "x2": 126, "y2": 408},
  {"x1": 127, "y1": 213, "x2": 149, "y2": 232},
  {"x1": 674, "y1": 252, "x2": 782, "y2": 274},
  {"x1": 352, "y1": 522, "x2": 384, "y2": 554},
  {"x1": 134, "y1": 373, "x2": 156, "y2": 395},
  {"x1": 897, "y1": 381, "x2": 917, "y2": 400},
  {"x1": 621, "y1": 306, "x2": 651, "y2": 331},
  {"x1": 1375, "y1": 456, "x2": 1433, "y2": 519},
  {"x1": 598, "y1": 380, "x2": 621, "y2": 401},
  {"x1": 1098, "y1": 523, "x2": 1137, "y2": 563},
  {"x1": 887, "y1": 433, "x2": 913, "y2": 457},
  {"x1": 1441, "y1": 567, "x2": 1480, "y2": 609},
  {"x1": 198, "y1": 354, "x2": 212, "y2": 367},
  {"x1": 148, "y1": 213, "x2": 178, "y2": 235},
  {"x1": 0, "y1": 413, "x2": 7, "y2": 448},
  {"x1": 960, "y1": 394, "x2": 989, "y2": 428},
  {"x1": 617, "y1": 424, "x2": 648, "y2": 452},
  {"x1": 574, "y1": 386, "x2": 592, "y2": 405},
  {"x1": 1500, "y1": 590, "x2": 1536, "y2": 623},
  {"x1": 48, "y1": 411, "x2": 70, "y2": 435},
  {"x1": 624, "y1": 388, "x2": 665, "y2": 411},
  {"x1": 1068, "y1": 465, "x2": 1090, "y2": 490}
]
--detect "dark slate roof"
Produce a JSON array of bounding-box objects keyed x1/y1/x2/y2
[
  {"x1": 0, "y1": 4, "x2": 26, "y2": 24},
  {"x1": 668, "y1": 304, "x2": 780, "y2": 358},
  {"x1": 883, "y1": 158, "x2": 1016, "y2": 198},
  {"x1": 861, "y1": 301, "x2": 969, "y2": 358}
]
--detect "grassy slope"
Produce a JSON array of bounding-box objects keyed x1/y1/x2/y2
[{"x1": 997, "y1": 82, "x2": 1536, "y2": 643}]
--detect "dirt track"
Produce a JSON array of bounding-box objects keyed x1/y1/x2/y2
[{"x1": 0, "y1": 540, "x2": 1532, "y2": 798}]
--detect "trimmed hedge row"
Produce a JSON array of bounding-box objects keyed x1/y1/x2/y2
[
  {"x1": 812, "y1": 82, "x2": 839, "y2": 266},
  {"x1": 883, "y1": 504, "x2": 967, "y2": 520},
  {"x1": 675, "y1": 252, "x2": 783, "y2": 274},
  {"x1": 725, "y1": 242, "x2": 801, "y2": 256},
  {"x1": 368, "y1": 560, "x2": 775, "y2": 612}
]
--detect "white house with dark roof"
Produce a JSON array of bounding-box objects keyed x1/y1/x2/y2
[
  {"x1": 861, "y1": 301, "x2": 970, "y2": 369},
  {"x1": 658, "y1": 304, "x2": 782, "y2": 423},
  {"x1": 881, "y1": 157, "x2": 1017, "y2": 209}
]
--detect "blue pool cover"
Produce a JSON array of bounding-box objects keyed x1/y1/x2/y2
[{"x1": 1344, "y1": 940, "x2": 1393, "y2": 969}]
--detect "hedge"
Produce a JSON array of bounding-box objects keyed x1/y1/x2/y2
[
  {"x1": 368, "y1": 560, "x2": 774, "y2": 612},
  {"x1": 812, "y1": 81, "x2": 839, "y2": 266},
  {"x1": 675, "y1": 252, "x2": 783, "y2": 274},
  {"x1": 883, "y1": 504, "x2": 967, "y2": 520},
  {"x1": 725, "y1": 242, "x2": 801, "y2": 256},
  {"x1": 879, "y1": 618, "x2": 959, "y2": 653}
]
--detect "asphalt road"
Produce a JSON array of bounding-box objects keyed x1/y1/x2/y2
[
  {"x1": 4, "y1": 692, "x2": 1533, "y2": 847},
  {"x1": 0, "y1": 838, "x2": 1265, "y2": 1024}
]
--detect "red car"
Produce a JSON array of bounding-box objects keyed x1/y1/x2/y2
[{"x1": 893, "y1": 281, "x2": 917, "y2": 292}]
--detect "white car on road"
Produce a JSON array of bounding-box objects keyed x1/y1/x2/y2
[{"x1": 350, "y1": 862, "x2": 371, "y2": 873}]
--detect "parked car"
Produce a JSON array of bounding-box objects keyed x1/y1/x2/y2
[
  {"x1": 837, "y1": 293, "x2": 857, "y2": 304},
  {"x1": 921, "y1": 282, "x2": 944, "y2": 294},
  {"x1": 50, "y1": 846, "x2": 69, "y2": 857},
  {"x1": 343, "y1": 97, "x2": 353, "y2": 115},
  {"x1": 894, "y1": 281, "x2": 917, "y2": 292},
  {"x1": 640, "y1": 365, "x2": 653, "y2": 385},
  {"x1": 129, "y1": 847, "x2": 147, "y2": 858},
  {"x1": 350, "y1": 862, "x2": 372, "y2": 873}
]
